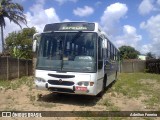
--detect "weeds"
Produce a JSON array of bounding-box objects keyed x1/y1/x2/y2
[
  {"x1": 0, "y1": 76, "x2": 34, "y2": 90},
  {"x1": 109, "y1": 73, "x2": 160, "y2": 110},
  {"x1": 35, "y1": 102, "x2": 56, "y2": 108},
  {"x1": 111, "y1": 73, "x2": 160, "y2": 98},
  {"x1": 101, "y1": 73, "x2": 160, "y2": 112},
  {"x1": 29, "y1": 95, "x2": 36, "y2": 102}
]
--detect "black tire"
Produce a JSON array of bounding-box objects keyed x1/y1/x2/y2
[
  {"x1": 115, "y1": 71, "x2": 118, "y2": 81},
  {"x1": 102, "y1": 75, "x2": 107, "y2": 91}
]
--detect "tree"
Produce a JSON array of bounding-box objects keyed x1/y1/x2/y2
[
  {"x1": 146, "y1": 52, "x2": 156, "y2": 60},
  {"x1": 0, "y1": 0, "x2": 27, "y2": 52},
  {"x1": 119, "y1": 45, "x2": 140, "y2": 60},
  {"x1": 5, "y1": 27, "x2": 36, "y2": 59}
]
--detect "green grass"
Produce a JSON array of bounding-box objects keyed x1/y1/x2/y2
[
  {"x1": 1, "y1": 73, "x2": 160, "y2": 113},
  {"x1": 99, "y1": 72, "x2": 160, "y2": 118},
  {"x1": 0, "y1": 76, "x2": 33, "y2": 90},
  {"x1": 109, "y1": 73, "x2": 160, "y2": 110},
  {"x1": 111, "y1": 73, "x2": 160, "y2": 98},
  {"x1": 102, "y1": 98, "x2": 120, "y2": 111}
]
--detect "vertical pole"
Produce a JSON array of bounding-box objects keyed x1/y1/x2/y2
[
  {"x1": 26, "y1": 60, "x2": 28, "y2": 76},
  {"x1": 1, "y1": 25, "x2": 4, "y2": 52},
  {"x1": 18, "y1": 58, "x2": 20, "y2": 78},
  {"x1": 7, "y1": 57, "x2": 9, "y2": 80},
  {"x1": 120, "y1": 61, "x2": 122, "y2": 73},
  {"x1": 132, "y1": 61, "x2": 134, "y2": 73}
]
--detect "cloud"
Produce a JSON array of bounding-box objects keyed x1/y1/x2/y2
[
  {"x1": 21, "y1": 1, "x2": 60, "y2": 32},
  {"x1": 4, "y1": 0, "x2": 60, "y2": 34},
  {"x1": 13, "y1": 0, "x2": 26, "y2": 3},
  {"x1": 100, "y1": 3, "x2": 128, "y2": 35},
  {"x1": 3, "y1": 18, "x2": 22, "y2": 37},
  {"x1": 157, "y1": 0, "x2": 160, "y2": 5},
  {"x1": 0, "y1": 0, "x2": 60, "y2": 52},
  {"x1": 55, "y1": 0, "x2": 78, "y2": 5},
  {"x1": 141, "y1": 44, "x2": 152, "y2": 54},
  {"x1": 62, "y1": 19, "x2": 71, "y2": 22},
  {"x1": 0, "y1": 18, "x2": 21, "y2": 52},
  {"x1": 138, "y1": 0, "x2": 154, "y2": 15},
  {"x1": 140, "y1": 14, "x2": 160, "y2": 56},
  {"x1": 95, "y1": 1, "x2": 102, "y2": 7},
  {"x1": 73, "y1": 6, "x2": 94, "y2": 17},
  {"x1": 115, "y1": 25, "x2": 142, "y2": 48}
]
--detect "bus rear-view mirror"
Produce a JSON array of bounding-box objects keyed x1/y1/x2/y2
[
  {"x1": 32, "y1": 33, "x2": 41, "y2": 52},
  {"x1": 32, "y1": 40, "x2": 37, "y2": 52}
]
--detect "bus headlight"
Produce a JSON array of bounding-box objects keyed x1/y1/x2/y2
[
  {"x1": 35, "y1": 77, "x2": 46, "y2": 82},
  {"x1": 77, "y1": 81, "x2": 89, "y2": 86},
  {"x1": 78, "y1": 82, "x2": 83, "y2": 86},
  {"x1": 84, "y1": 82, "x2": 89, "y2": 86}
]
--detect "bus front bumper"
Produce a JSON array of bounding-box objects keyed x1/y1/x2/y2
[{"x1": 35, "y1": 81, "x2": 95, "y2": 95}]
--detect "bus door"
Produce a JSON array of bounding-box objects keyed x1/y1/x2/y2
[
  {"x1": 104, "y1": 60, "x2": 112, "y2": 86},
  {"x1": 97, "y1": 37, "x2": 104, "y2": 92}
]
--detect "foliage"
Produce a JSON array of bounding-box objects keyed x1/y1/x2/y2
[
  {"x1": 0, "y1": 0, "x2": 27, "y2": 52},
  {"x1": 119, "y1": 45, "x2": 140, "y2": 60},
  {"x1": 5, "y1": 27, "x2": 36, "y2": 59},
  {"x1": 146, "y1": 52, "x2": 156, "y2": 60},
  {"x1": 146, "y1": 59, "x2": 160, "y2": 74}
]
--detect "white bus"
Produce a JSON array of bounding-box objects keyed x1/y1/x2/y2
[{"x1": 32, "y1": 22, "x2": 119, "y2": 96}]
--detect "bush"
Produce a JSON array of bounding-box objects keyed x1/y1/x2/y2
[{"x1": 146, "y1": 59, "x2": 160, "y2": 74}]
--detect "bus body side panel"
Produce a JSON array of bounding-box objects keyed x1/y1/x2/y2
[{"x1": 96, "y1": 69, "x2": 104, "y2": 94}]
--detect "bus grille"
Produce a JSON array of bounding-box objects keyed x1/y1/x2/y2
[
  {"x1": 48, "y1": 87, "x2": 74, "y2": 93},
  {"x1": 48, "y1": 80, "x2": 74, "y2": 86}
]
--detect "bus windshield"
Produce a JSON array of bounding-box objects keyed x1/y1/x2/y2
[{"x1": 37, "y1": 32, "x2": 97, "y2": 72}]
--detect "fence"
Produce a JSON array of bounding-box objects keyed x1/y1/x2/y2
[
  {"x1": 0, "y1": 57, "x2": 32, "y2": 80},
  {"x1": 146, "y1": 59, "x2": 160, "y2": 74},
  {"x1": 120, "y1": 59, "x2": 146, "y2": 73},
  {"x1": 0, "y1": 57, "x2": 159, "y2": 80}
]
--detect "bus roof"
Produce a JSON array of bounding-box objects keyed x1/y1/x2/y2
[{"x1": 43, "y1": 21, "x2": 118, "y2": 51}]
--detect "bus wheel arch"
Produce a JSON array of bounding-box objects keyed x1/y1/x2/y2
[
  {"x1": 115, "y1": 70, "x2": 118, "y2": 81},
  {"x1": 102, "y1": 74, "x2": 107, "y2": 91},
  {"x1": 96, "y1": 74, "x2": 107, "y2": 97}
]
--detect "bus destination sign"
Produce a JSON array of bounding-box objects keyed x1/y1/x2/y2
[
  {"x1": 43, "y1": 22, "x2": 95, "y2": 32},
  {"x1": 61, "y1": 26, "x2": 87, "y2": 31}
]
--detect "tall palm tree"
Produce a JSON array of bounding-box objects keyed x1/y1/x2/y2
[{"x1": 0, "y1": 0, "x2": 27, "y2": 52}]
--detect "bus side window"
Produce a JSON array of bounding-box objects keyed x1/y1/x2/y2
[
  {"x1": 98, "y1": 37, "x2": 103, "y2": 69},
  {"x1": 107, "y1": 41, "x2": 110, "y2": 59}
]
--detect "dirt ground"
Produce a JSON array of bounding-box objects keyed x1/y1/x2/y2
[
  {"x1": 0, "y1": 84, "x2": 148, "y2": 111},
  {"x1": 0, "y1": 77, "x2": 159, "y2": 120}
]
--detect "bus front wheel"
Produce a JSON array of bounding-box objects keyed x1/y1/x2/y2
[{"x1": 102, "y1": 75, "x2": 107, "y2": 91}]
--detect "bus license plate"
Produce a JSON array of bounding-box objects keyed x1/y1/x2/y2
[{"x1": 76, "y1": 86, "x2": 87, "y2": 91}]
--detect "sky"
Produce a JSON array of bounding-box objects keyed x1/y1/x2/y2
[{"x1": 1, "y1": 0, "x2": 160, "y2": 57}]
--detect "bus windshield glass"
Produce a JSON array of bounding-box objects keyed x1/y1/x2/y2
[{"x1": 37, "y1": 32, "x2": 97, "y2": 72}]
